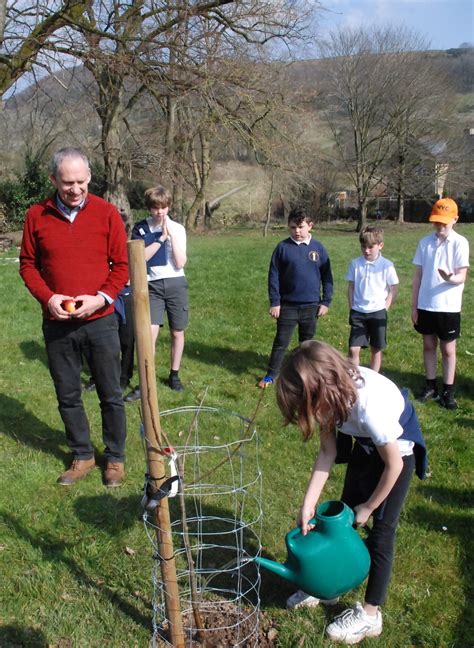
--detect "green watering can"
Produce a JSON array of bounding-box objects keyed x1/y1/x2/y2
[{"x1": 256, "y1": 500, "x2": 371, "y2": 599}]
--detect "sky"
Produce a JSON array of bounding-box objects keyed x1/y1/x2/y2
[{"x1": 316, "y1": 0, "x2": 474, "y2": 50}]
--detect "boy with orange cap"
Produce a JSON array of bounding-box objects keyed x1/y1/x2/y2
[{"x1": 411, "y1": 198, "x2": 469, "y2": 409}]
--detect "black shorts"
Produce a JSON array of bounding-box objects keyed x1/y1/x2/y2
[
  {"x1": 348, "y1": 308, "x2": 387, "y2": 350},
  {"x1": 148, "y1": 277, "x2": 189, "y2": 330},
  {"x1": 414, "y1": 309, "x2": 460, "y2": 341}
]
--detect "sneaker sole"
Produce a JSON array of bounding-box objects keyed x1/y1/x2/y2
[{"x1": 327, "y1": 625, "x2": 382, "y2": 644}]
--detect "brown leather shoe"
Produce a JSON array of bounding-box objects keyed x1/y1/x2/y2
[
  {"x1": 104, "y1": 461, "x2": 125, "y2": 487},
  {"x1": 57, "y1": 458, "x2": 96, "y2": 486}
]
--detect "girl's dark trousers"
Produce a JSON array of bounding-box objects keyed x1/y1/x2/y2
[{"x1": 341, "y1": 440, "x2": 415, "y2": 606}]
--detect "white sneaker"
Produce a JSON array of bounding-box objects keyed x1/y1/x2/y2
[
  {"x1": 286, "y1": 589, "x2": 339, "y2": 610},
  {"x1": 326, "y1": 602, "x2": 382, "y2": 645}
]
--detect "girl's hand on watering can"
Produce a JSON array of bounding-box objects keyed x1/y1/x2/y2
[
  {"x1": 353, "y1": 503, "x2": 372, "y2": 527},
  {"x1": 298, "y1": 505, "x2": 316, "y2": 535}
]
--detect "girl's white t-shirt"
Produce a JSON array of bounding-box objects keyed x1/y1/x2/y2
[{"x1": 339, "y1": 367, "x2": 413, "y2": 455}]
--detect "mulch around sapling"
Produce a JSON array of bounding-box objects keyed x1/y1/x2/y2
[{"x1": 154, "y1": 600, "x2": 279, "y2": 647}]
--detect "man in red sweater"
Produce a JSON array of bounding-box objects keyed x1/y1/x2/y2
[{"x1": 20, "y1": 147, "x2": 129, "y2": 487}]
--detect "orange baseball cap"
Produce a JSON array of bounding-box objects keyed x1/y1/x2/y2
[{"x1": 429, "y1": 198, "x2": 458, "y2": 224}]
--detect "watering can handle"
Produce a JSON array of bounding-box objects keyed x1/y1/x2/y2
[{"x1": 287, "y1": 518, "x2": 317, "y2": 541}]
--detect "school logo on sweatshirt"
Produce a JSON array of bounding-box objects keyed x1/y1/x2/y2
[{"x1": 308, "y1": 251, "x2": 319, "y2": 263}]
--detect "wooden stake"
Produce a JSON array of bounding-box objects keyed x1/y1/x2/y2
[{"x1": 127, "y1": 240, "x2": 185, "y2": 648}]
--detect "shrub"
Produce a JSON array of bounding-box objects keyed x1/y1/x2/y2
[{"x1": 0, "y1": 153, "x2": 51, "y2": 230}]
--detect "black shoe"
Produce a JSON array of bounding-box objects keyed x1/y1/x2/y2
[
  {"x1": 169, "y1": 374, "x2": 184, "y2": 392},
  {"x1": 417, "y1": 386, "x2": 439, "y2": 402},
  {"x1": 124, "y1": 386, "x2": 141, "y2": 402},
  {"x1": 120, "y1": 382, "x2": 131, "y2": 396},
  {"x1": 439, "y1": 391, "x2": 458, "y2": 410},
  {"x1": 83, "y1": 379, "x2": 96, "y2": 392}
]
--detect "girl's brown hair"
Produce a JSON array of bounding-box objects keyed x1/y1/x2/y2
[{"x1": 276, "y1": 341, "x2": 361, "y2": 441}]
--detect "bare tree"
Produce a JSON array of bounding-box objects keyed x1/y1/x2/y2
[
  {"x1": 29, "y1": 0, "x2": 319, "y2": 227},
  {"x1": 383, "y1": 47, "x2": 457, "y2": 222},
  {"x1": 0, "y1": 0, "x2": 93, "y2": 96},
  {"x1": 319, "y1": 26, "x2": 438, "y2": 230}
]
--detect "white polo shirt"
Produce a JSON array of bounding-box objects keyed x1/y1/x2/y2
[
  {"x1": 413, "y1": 230, "x2": 469, "y2": 312},
  {"x1": 339, "y1": 367, "x2": 413, "y2": 456},
  {"x1": 345, "y1": 254, "x2": 399, "y2": 313}
]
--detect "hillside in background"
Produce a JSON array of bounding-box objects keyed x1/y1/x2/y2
[{"x1": 0, "y1": 47, "x2": 472, "y2": 225}]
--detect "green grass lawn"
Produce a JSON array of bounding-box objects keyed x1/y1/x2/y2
[{"x1": 0, "y1": 222, "x2": 472, "y2": 647}]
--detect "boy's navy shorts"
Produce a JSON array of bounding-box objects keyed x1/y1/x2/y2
[
  {"x1": 348, "y1": 308, "x2": 387, "y2": 350},
  {"x1": 414, "y1": 309, "x2": 460, "y2": 341},
  {"x1": 148, "y1": 277, "x2": 189, "y2": 330}
]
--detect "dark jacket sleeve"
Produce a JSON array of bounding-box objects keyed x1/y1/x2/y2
[
  {"x1": 268, "y1": 245, "x2": 281, "y2": 306},
  {"x1": 319, "y1": 248, "x2": 334, "y2": 307}
]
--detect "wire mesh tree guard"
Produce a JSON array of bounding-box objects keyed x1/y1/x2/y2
[{"x1": 141, "y1": 405, "x2": 264, "y2": 647}]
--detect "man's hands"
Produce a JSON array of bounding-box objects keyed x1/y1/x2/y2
[
  {"x1": 48, "y1": 294, "x2": 76, "y2": 320},
  {"x1": 48, "y1": 294, "x2": 106, "y2": 320},
  {"x1": 73, "y1": 294, "x2": 106, "y2": 319}
]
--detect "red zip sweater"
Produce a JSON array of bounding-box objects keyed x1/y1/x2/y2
[{"x1": 20, "y1": 193, "x2": 128, "y2": 320}]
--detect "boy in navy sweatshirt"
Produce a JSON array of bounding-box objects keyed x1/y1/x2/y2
[{"x1": 258, "y1": 207, "x2": 333, "y2": 387}]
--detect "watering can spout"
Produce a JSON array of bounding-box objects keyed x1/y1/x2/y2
[{"x1": 255, "y1": 556, "x2": 295, "y2": 583}]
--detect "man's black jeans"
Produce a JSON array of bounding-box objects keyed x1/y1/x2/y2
[
  {"x1": 267, "y1": 303, "x2": 319, "y2": 379},
  {"x1": 43, "y1": 314, "x2": 126, "y2": 461}
]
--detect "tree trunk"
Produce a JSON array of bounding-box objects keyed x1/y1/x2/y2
[
  {"x1": 185, "y1": 192, "x2": 205, "y2": 229},
  {"x1": 185, "y1": 131, "x2": 211, "y2": 230},
  {"x1": 396, "y1": 146, "x2": 406, "y2": 223},
  {"x1": 263, "y1": 173, "x2": 274, "y2": 237},
  {"x1": 95, "y1": 70, "x2": 132, "y2": 234},
  {"x1": 102, "y1": 132, "x2": 132, "y2": 234},
  {"x1": 397, "y1": 196, "x2": 405, "y2": 223},
  {"x1": 357, "y1": 198, "x2": 367, "y2": 232},
  {"x1": 172, "y1": 179, "x2": 184, "y2": 224}
]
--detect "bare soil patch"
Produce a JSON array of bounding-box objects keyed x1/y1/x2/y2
[{"x1": 155, "y1": 601, "x2": 278, "y2": 647}]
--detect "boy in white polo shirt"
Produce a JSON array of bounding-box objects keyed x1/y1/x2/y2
[
  {"x1": 412, "y1": 198, "x2": 469, "y2": 410},
  {"x1": 346, "y1": 226, "x2": 399, "y2": 372}
]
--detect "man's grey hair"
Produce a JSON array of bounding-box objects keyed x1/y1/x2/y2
[{"x1": 51, "y1": 147, "x2": 90, "y2": 176}]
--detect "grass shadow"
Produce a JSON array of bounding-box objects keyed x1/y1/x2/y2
[
  {"x1": 0, "y1": 393, "x2": 70, "y2": 463},
  {"x1": 1, "y1": 511, "x2": 151, "y2": 632},
  {"x1": 0, "y1": 625, "x2": 48, "y2": 647},
  {"x1": 407, "y1": 485, "x2": 473, "y2": 647},
  {"x1": 256, "y1": 545, "x2": 298, "y2": 609},
  {"x1": 74, "y1": 493, "x2": 142, "y2": 533},
  {"x1": 381, "y1": 367, "x2": 474, "y2": 403},
  {"x1": 19, "y1": 339, "x2": 49, "y2": 369},
  {"x1": 185, "y1": 340, "x2": 267, "y2": 376}
]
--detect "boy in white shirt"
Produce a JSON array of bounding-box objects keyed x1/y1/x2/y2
[
  {"x1": 412, "y1": 198, "x2": 469, "y2": 409},
  {"x1": 126, "y1": 185, "x2": 188, "y2": 399},
  {"x1": 346, "y1": 226, "x2": 399, "y2": 372}
]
